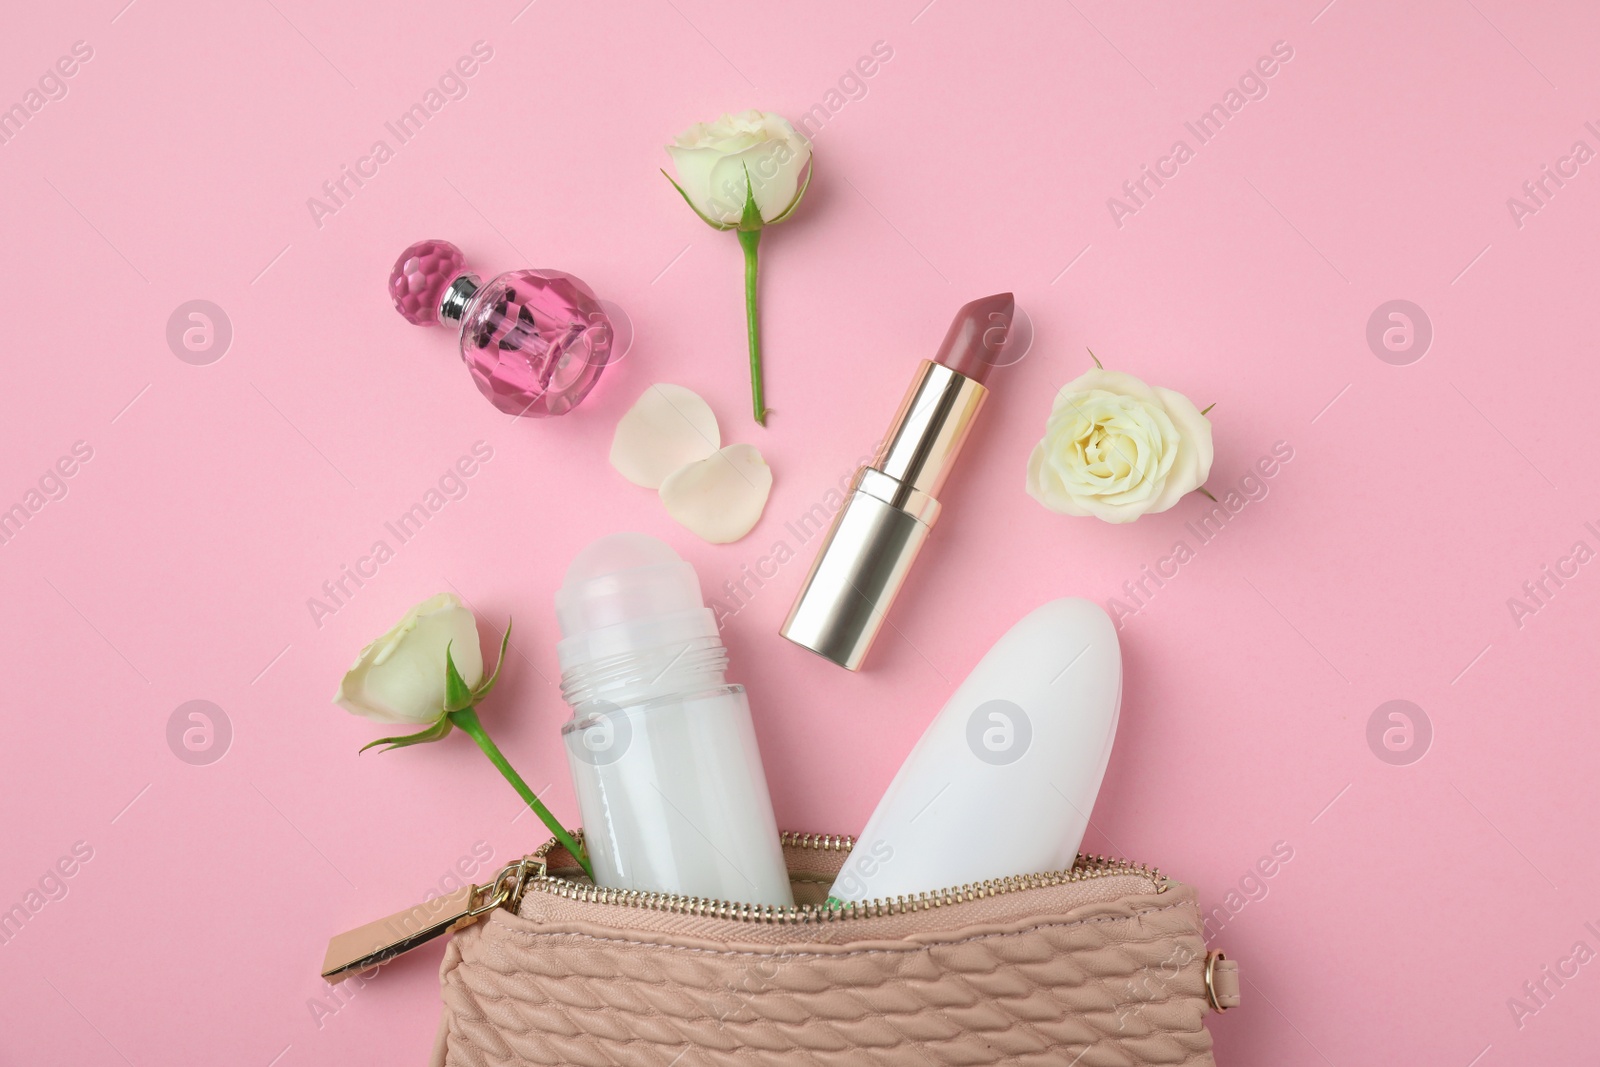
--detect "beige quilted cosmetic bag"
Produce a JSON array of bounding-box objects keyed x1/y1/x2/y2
[{"x1": 429, "y1": 833, "x2": 1241, "y2": 1066}]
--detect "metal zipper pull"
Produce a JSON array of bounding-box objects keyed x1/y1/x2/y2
[{"x1": 320, "y1": 857, "x2": 539, "y2": 983}]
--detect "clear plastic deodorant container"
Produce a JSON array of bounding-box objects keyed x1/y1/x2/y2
[{"x1": 555, "y1": 532, "x2": 793, "y2": 907}]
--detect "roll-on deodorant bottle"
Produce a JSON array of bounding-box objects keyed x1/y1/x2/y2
[{"x1": 556, "y1": 532, "x2": 793, "y2": 907}]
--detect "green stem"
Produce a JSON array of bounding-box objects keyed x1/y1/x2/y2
[
  {"x1": 737, "y1": 227, "x2": 765, "y2": 425},
  {"x1": 448, "y1": 706, "x2": 594, "y2": 881}
]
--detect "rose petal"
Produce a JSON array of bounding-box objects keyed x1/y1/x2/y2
[
  {"x1": 1053, "y1": 369, "x2": 1160, "y2": 409},
  {"x1": 1027, "y1": 443, "x2": 1091, "y2": 516},
  {"x1": 664, "y1": 145, "x2": 726, "y2": 222},
  {"x1": 610, "y1": 384, "x2": 721, "y2": 489},
  {"x1": 659, "y1": 443, "x2": 772, "y2": 544},
  {"x1": 1146, "y1": 386, "x2": 1215, "y2": 511}
]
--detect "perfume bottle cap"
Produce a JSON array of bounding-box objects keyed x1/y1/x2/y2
[{"x1": 389, "y1": 239, "x2": 469, "y2": 326}]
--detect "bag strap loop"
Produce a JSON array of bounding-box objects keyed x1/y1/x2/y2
[{"x1": 1205, "y1": 951, "x2": 1240, "y2": 1012}]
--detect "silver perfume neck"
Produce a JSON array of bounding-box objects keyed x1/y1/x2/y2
[{"x1": 439, "y1": 274, "x2": 481, "y2": 324}]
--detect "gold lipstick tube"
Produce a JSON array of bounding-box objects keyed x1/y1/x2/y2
[{"x1": 779, "y1": 359, "x2": 989, "y2": 670}]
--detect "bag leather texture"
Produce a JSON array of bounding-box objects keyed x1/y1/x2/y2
[{"x1": 432, "y1": 836, "x2": 1239, "y2": 1066}]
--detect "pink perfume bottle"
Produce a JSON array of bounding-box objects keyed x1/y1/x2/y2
[{"x1": 389, "y1": 239, "x2": 615, "y2": 417}]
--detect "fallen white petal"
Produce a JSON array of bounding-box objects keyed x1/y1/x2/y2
[
  {"x1": 659, "y1": 443, "x2": 772, "y2": 544},
  {"x1": 610, "y1": 384, "x2": 720, "y2": 489}
]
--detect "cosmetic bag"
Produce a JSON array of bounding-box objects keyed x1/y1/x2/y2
[{"x1": 429, "y1": 832, "x2": 1240, "y2": 1066}]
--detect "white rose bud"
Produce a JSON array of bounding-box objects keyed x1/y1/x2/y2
[
  {"x1": 1026, "y1": 369, "x2": 1214, "y2": 524},
  {"x1": 333, "y1": 593, "x2": 484, "y2": 724},
  {"x1": 328, "y1": 597, "x2": 591, "y2": 876},
  {"x1": 664, "y1": 109, "x2": 812, "y2": 226},
  {"x1": 663, "y1": 109, "x2": 814, "y2": 425}
]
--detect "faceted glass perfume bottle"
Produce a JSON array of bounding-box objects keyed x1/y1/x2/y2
[{"x1": 389, "y1": 239, "x2": 615, "y2": 417}]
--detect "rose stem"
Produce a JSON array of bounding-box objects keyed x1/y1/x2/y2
[
  {"x1": 448, "y1": 705, "x2": 594, "y2": 881},
  {"x1": 738, "y1": 227, "x2": 765, "y2": 425}
]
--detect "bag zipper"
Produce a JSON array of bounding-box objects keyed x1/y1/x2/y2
[{"x1": 517, "y1": 832, "x2": 1164, "y2": 925}]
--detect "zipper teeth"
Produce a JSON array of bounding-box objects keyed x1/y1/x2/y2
[
  {"x1": 779, "y1": 830, "x2": 855, "y2": 851},
  {"x1": 524, "y1": 832, "x2": 1164, "y2": 924}
]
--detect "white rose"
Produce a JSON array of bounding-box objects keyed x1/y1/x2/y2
[
  {"x1": 665, "y1": 109, "x2": 811, "y2": 226},
  {"x1": 1026, "y1": 369, "x2": 1213, "y2": 524},
  {"x1": 333, "y1": 593, "x2": 484, "y2": 724}
]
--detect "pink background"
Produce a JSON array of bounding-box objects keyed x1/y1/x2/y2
[{"x1": 2, "y1": 0, "x2": 1597, "y2": 1063}]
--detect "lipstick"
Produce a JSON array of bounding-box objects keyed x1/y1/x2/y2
[{"x1": 780, "y1": 293, "x2": 1014, "y2": 670}]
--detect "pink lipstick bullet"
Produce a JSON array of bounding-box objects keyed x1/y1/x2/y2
[
  {"x1": 931, "y1": 291, "x2": 1014, "y2": 384},
  {"x1": 780, "y1": 294, "x2": 1015, "y2": 670}
]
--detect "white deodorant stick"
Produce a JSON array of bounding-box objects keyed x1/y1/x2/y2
[{"x1": 829, "y1": 598, "x2": 1122, "y2": 903}]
